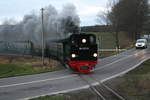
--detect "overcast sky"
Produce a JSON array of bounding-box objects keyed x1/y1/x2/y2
[{"x1": 0, "y1": 0, "x2": 108, "y2": 26}]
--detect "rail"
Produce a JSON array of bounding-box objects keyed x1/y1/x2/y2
[{"x1": 79, "y1": 74, "x2": 126, "y2": 100}]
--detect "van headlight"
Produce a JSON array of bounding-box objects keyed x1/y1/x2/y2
[
  {"x1": 142, "y1": 43, "x2": 145, "y2": 46},
  {"x1": 71, "y1": 54, "x2": 76, "y2": 58},
  {"x1": 93, "y1": 53, "x2": 98, "y2": 57},
  {"x1": 135, "y1": 43, "x2": 137, "y2": 46}
]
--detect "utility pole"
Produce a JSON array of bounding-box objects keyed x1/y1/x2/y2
[{"x1": 41, "y1": 8, "x2": 45, "y2": 65}]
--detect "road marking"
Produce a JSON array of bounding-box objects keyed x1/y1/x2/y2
[
  {"x1": 21, "y1": 56, "x2": 150, "y2": 100},
  {"x1": 0, "y1": 75, "x2": 77, "y2": 88},
  {"x1": 94, "y1": 55, "x2": 132, "y2": 71},
  {"x1": 0, "y1": 54, "x2": 131, "y2": 88},
  {"x1": 95, "y1": 49, "x2": 147, "y2": 71},
  {"x1": 101, "y1": 56, "x2": 150, "y2": 83},
  {"x1": 20, "y1": 85, "x2": 90, "y2": 100},
  {"x1": 0, "y1": 55, "x2": 130, "y2": 88},
  {"x1": 0, "y1": 49, "x2": 147, "y2": 88},
  {"x1": 21, "y1": 82, "x2": 100, "y2": 100}
]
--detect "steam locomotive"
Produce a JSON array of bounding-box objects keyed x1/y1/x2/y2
[{"x1": 46, "y1": 33, "x2": 98, "y2": 73}]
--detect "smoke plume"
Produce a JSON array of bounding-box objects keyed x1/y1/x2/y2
[{"x1": 0, "y1": 4, "x2": 80, "y2": 47}]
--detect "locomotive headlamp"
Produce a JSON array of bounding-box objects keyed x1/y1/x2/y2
[
  {"x1": 93, "y1": 53, "x2": 98, "y2": 57},
  {"x1": 71, "y1": 54, "x2": 76, "y2": 58},
  {"x1": 82, "y1": 39, "x2": 86, "y2": 43}
]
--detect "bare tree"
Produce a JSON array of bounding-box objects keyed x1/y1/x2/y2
[
  {"x1": 97, "y1": 0, "x2": 120, "y2": 50},
  {"x1": 143, "y1": 6, "x2": 150, "y2": 34},
  {"x1": 107, "y1": 0, "x2": 149, "y2": 40},
  {"x1": 97, "y1": 0, "x2": 113, "y2": 25},
  {"x1": 97, "y1": 0, "x2": 149, "y2": 50}
]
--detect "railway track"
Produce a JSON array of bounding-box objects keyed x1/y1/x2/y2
[{"x1": 79, "y1": 74, "x2": 126, "y2": 100}]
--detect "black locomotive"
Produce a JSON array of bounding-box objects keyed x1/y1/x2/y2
[{"x1": 46, "y1": 33, "x2": 98, "y2": 73}]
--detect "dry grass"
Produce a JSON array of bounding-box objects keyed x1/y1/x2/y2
[
  {"x1": 0, "y1": 56, "x2": 64, "y2": 78},
  {"x1": 0, "y1": 56, "x2": 61, "y2": 70}
]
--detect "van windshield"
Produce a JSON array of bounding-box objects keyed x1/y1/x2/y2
[{"x1": 137, "y1": 41, "x2": 145, "y2": 43}]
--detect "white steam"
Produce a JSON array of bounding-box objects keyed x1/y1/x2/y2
[{"x1": 0, "y1": 4, "x2": 80, "y2": 47}]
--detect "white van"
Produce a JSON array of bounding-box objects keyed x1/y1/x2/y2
[{"x1": 135, "y1": 39, "x2": 148, "y2": 49}]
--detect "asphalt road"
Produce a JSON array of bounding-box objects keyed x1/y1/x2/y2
[{"x1": 0, "y1": 47, "x2": 150, "y2": 100}]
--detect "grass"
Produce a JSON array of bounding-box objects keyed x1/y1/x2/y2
[
  {"x1": 98, "y1": 51, "x2": 117, "y2": 58},
  {"x1": 116, "y1": 59, "x2": 150, "y2": 100},
  {"x1": 0, "y1": 63, "x2": 64, "y2": 78},
  {"x1": 83, "y1": 32, "x2": 134, "y2": 49},
  {"x1": 0, "y1": 56, "x2": 64, "y2": 78},
  {"x1": 0, "y1": 32, "x2": 134, "y2": 79},
  {"x1": 83, "y1": 32, "x2": 134, "y2": 58},
  {"x1": 84, "y1": 32, "x2": 116, "y2": 49}
]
